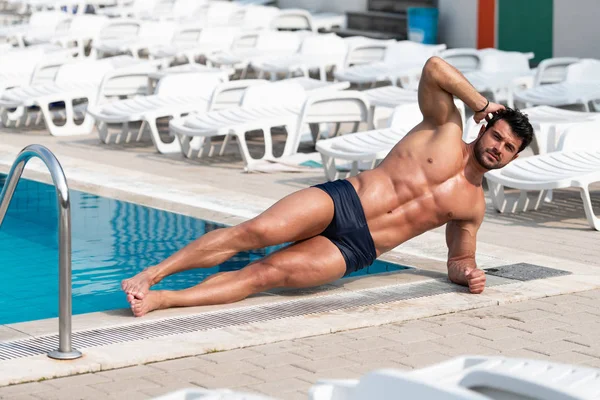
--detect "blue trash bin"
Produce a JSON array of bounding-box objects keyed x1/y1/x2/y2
[{"x1": 407, "y1": 7, "x2": 439, "y2": 44}]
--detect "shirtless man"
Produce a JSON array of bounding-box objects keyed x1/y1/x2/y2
[{"x1": 122, "y1": 56, "x2": 534, "y2": 317}]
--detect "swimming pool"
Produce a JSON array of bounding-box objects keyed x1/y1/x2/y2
[{"x1": 0, "y1": 174, "x2": 410, "y2": 325}]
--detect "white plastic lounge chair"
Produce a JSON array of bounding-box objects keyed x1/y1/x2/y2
[
  {"x1": 0, "y1": 56, "x2": 157, "y2": 135},
  {"x1": 270, "y1": 8, "x2": 316, "y2": 32},
  {"x1": 148, "y1": 26, "x2": 241, "y2": 65},
  {"x1": 514, "y1": 59, "x2": 600, "y2": 112},
  {"x1": 316, "y1": 100, "x2": 465, "y2": 180},
  {"x1": 463, "y1": 105, "x2": 600, "y2": 155},
  {"x1": 309, "y1": 355, "x2": 600, "y2": 400},
  {"x1": 88, "y1": 18, "x2": 144, "y2": 58},
  {"x1": 463, "y1": 49, "x2": 534, "y2": 105},
  {"x1": 251, "y1": 33, "x2": 347, "y2": 81},
  {"x1": 341, "y1": 36, "x2": 395, "y2": 68},
  {"x1": 485, "y1": 121, "x2": 600, "y2": 230},
  {"x1": 0, "y1": 10, "x2": 70, "y2": 47},
  {"x1": 205, "y1": 30, "x2": 309, "y2": 78},
  {"x1": 440, "y1": 48, "x2": 482, "y2": 73},
  {"x1": 169, "y1": 81, "x2": 368, "y2": 170},
  {"x1": 333, "y1": 40, "x2": 447, "y2": 88},
  {"x1": 88, "y1": 76, "x2": 267, "y2": 153},
  {"x1": 363, "y1": 85, "x2": 418, "y2": 128}
]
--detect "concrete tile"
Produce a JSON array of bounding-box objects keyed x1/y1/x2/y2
[
  {"x1": 298, "y1": 367, "x2": 363, "y2": 384},
  {"x1": 289, "y1": 343, "x2": 356, "y2": 360},
  {"x1": 336, "y1": 336, "x2": 395, "y2": 352},
  {"x1": 342, "y1": 347, "x2": 407, "y2": 364},
  {"x1": 293, "y1": 334, "x2": 348, "y2": 347},
  {"x1": 337, "y1": 326, "x2": 398, "y2": 339},
  {"x1": 91, "y1": 377, "x2": 161, "y2": 395},
  {"x1": 197, "y1": 349, "x2": 262, "y2": 364},
  {"x1": 140, "y1": 384, "x2": 202, "y2": 398},
  {"x1": 191, "y1": 360, "x2": 264, "y2": 377},
  {"x1": 388, "y1": 340, "x2": 448, "y2": 356},
  {"x1": 564, "y1": 335, "x2": 600, "y2": 347},
  {"x1": 470, "y1": 326, "x2": 524, "y2": 341},
  {"x1": 97, "y1": 365, "x2": 162, "y2": 380},
  {"x1": 391, "y1": 320, "x2": 442, "y2": 330},
  {"x1": 505, "y1": 309, "x2": 562, "y2": 322},
  {"x1": 525, "y1": 340, "x2": 589, "y2": 356},
  {"x1": 553, "y1": 312, "x2": 600, "y2": 325},
  {"x1": 247, "y1": 342, "x2": 311, "y2": 356},
  {"x1": 396, "y1": 352, "x2": 451, "y2": 369},
  {"x1": 244, "y1": 377, "x2": 310, "y2": 396},
  {"x1": 385, "y1": 328, "x2": 442, "y2": 343},
  {"x1": 148, "y1": 357, "x2": 216, "y2": 372},
  {"x1": 0, "y1": 382, "x2": 56, "y2": 396},
  {"x1": 106, "y1": 391, "x2": 150, "y2": 400},
  {"x1": 547, "y1": 351, "x2": 600, "y2": 366},
  {"x1": 246, "y1": 365, "x2": 311, "y2": 382},
  {"x1": 29, "y1": 386, "x2": 110, "y2": 400},
  {"x1": 44, "y1": 373, "x2": 112, "y2": 389},
  {"x1": 500, "y1": 349, "x2": 551, "y2": 361},
  {"x1": 519, "y1": 329, "x2": 580, "y2": 344},
  {"x1": 245, "y1": 353, "x2": 309, "y2": 368},
  {"x1": 5, "y1": 394, "x2": 40, "y2": 400},
  {"x1": 192, "y1": 373, "x2": 264, "y2": 389},
  {"x1": 292, "y1": 357, "x2": 358, "y2": 373},
  {"x1": 141, "y1": 369, "x2": 216, "y2": 386},
  {"x1": 479, "y1": 337, "x2": 539, "y2": 352},
  {"x1": 508, "y1": 318, "x2": 568, "y2": 333},
  {"x1": 426, "y1": 323, "x2": 485, "y2": 337}
]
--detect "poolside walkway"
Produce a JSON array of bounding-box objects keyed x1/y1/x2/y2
[{"x1": 2, "y1": 289, "x2": 600, "y2": 399}]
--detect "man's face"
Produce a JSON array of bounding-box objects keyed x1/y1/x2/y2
[{"x1": 474, "y1": 119, "x2": 523, "y2": 170}]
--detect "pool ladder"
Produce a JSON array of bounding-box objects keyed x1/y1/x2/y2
[{"x1": 0, "y1": 144, "x2": 81, "y2": 360}]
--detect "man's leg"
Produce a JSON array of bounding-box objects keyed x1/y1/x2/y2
[
  {"x1": 122, "y1": 187, "x2": 336, "y2": 299},
  {"x1": 130, "y1": 235, "x2": 346, "y2": 316}
]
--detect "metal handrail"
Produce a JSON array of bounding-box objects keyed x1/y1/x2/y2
[{"x1": 0, "y1": 144, "x2": 81, "y2": 360}]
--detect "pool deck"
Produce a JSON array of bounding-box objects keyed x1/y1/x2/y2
[{"x1": 1, "y1": 127, "x2": 600, "y2": 399}]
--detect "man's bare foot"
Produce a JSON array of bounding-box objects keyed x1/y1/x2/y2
[
  {"x1": 130, "y1": 291, "x2": 164, "y2": 317},
  {"x1": 122, "y1": 268, "x2": 156, "y2": 300}
]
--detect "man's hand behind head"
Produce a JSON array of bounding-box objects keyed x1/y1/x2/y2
[{"x1": 474, "y1": 102, "x2": 505, "y2": 124}]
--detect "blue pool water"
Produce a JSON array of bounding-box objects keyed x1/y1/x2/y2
[{"x1": 0, "y1": 174, "x2": 410, "y2": 325}]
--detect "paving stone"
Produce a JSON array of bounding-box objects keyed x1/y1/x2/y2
[
  {"x1": 193, "y1": 360, "x2": 264, "y2": 377},
  {"x1": 106, "y1": 391, "x2": 150, "y2": 400},
  {"x1": 293, "y1": 333, "x2": 351, "y2": 347},
  {"x1": 385, "y1": 328, "x2": 442, "y2": 343},
  {"x1": 422, "y1": 314, "x2": 474, "y2": 325},
  {"x1": 396, "y1": 352, "x2": 450, "y2": 369},
  {"x1": 439, "y1": 346, "x2": 501, "y2": 358},
  {"x1": 430, "y1": 334, "x2": 493, "y2": 350},
  {"x1": 280, "y1": 390, "x2": 310, "y2": 400},
  {"x1": 519, "y1": 329, "x2": 579, "y2": 343},
  {"x1": 44, "y1": 373, "x2": 112, "y2": 389},
  {"x1": 192, "y1": 373, "x2": 264, "y2": 390},
  {"x1": 504, "y1": 309, "x2": 561, "y2": 322},
  {"x1": 338, "y1": 325, "x2": 398, "y2": 339},
  {"x1": 470, "y1": 326, "x2": 524, "y2": 341},
  {"x1": 341, "y1": 347, "x2": 407, "y2": 364},
  {"x1": 492, "y1": 302, "x2": 540, "y2": 313},
  {"x1": 289, "y1": 343, "x2": 356, "y2": 360},
  {"x1": 564, "y1": 335, "x2": 600, "y2": 347},
  {"x1": 244, "y1": 377, "x2": 310, "y2": 396},
  {"x1": 246, "y1": 365, "x2": 312, "y2": 382},
  {"x1": 573, "y1": 290, "x2": 600, "y2": 300},
  {"x1": 391, "y1": 319, "x2": 442, "y2": 330},
  {"x1": 525, "y1": 340, "x2": 589, "y2": 356},
  {"x1": 336, "y1": 336, "x2": 394, "y2": 352},
  {"x1": 547, "y1": 351, "x2": 600, "y2": 366},
  {"x1": 30, "y1": 386, "x2": 111, "y2": 400},
  {"x1": 248, "y1": 342, "x2": 311, "y2": 356},
  {"x1": 553, "y1": 312, "x2": 600, "y2": 325},
  {"x1": 292, "y1": 356, "x2": 358, "y2": 373},
  {"x1": 583, "y1": 359, "x2": 600, "y2": 369},
  {"x1": 350, "y1": 360, "x2": 411, "y2": 374},
  {"x1": 298, "y1": 367, "x2": 363, "y2": 384},
  {"x1": 4, "y1": 394, "x2": 40, "y2": 400},
  {"x1": 388, "y1": 340, "x2": 449, "y2": 356},
  {"x1": 508, "y1": 318, "x2": 568, "y2": 333},
  {"x1": 97, "y1": 365, "x2": 162, "y2": 380},
  {"x1": 148, "y1": 357, "x2": 217, "y2": 372},
  {"x1": 536, "y1": 294, "x2": 589, "y2": 305},
  {"x1": 0, "y1": 382, "x2": 56, "y2": 396},
  {"x1": 245, "y1": 352, "x2": 309, "y2": 368},
  {"x1": 500, "y1": 348, "x2": 551, "y2": 360},
  {"x1": 463, "y1": 316, "x2": 514, "y2": 330},
  {"x1": 426, "y1": 323, "x2": 485, "y2": 337},
  {"x1": 557, "y1": 321, "x2": 600, "y2": 336},
  {"x1": 142, "y1": 369, "x2": 216, "y2": 386},
  {"x1": 197, "y1": 349, "x2": 262, "y2": 364},
  {"x1": 140, "y1": 383, "x2": 201, "y2": 397},
  {"x1": 479, "y1": 336, "x2": 539, "y2": 352},
  {"x1": 91, "y1": 377, "x2": 161, "y2": 395}
]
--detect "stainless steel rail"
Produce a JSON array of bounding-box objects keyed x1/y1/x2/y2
[{"x1": 0, "y1": 144, "x2": 81, "y2": 360}]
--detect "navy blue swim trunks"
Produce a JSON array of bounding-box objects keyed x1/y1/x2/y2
[{"x1": 312, "y1": 179, "x2": 377, "y2": 276}]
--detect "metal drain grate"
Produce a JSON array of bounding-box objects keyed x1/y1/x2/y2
[
  {"x1": 485, "y1": 263, "x2": 571, "y2": 281},
  {"x1": 0, "y1": 277, "x2": 510, "y2": 361}
]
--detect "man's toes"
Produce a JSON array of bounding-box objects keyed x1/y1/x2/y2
[
  {"x1": 133, "y1": 291, "x2": 145, "y2": 300},
  {"x1": 126, "y1": 294, "x2": 135, "y2": 303}
]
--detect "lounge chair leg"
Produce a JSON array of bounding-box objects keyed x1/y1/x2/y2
[
  {"x1": 487, "y1": 179, "x2": 546, "y2": 213},
  {"x1": 145, "y1": 117, "x2": 181, "y2": 154},
  {"x1": 579, "y1": 186, "x2": 600, "y2": 230},
  {"x1": 219, "y1": 134, "x2": 231, "y2": 156},
  {"x1": 97, "y1": 121, "x2": 111, "y2": 144},
  {"x1": 320, "y1": 153, "x2": 338, "y2": 182}
]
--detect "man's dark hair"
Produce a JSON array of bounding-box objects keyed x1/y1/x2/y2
[{"x1": 485, "y1": 107, "x2": 534, "y2": 152}]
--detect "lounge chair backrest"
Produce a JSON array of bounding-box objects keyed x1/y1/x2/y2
[
  {"x1": 300, "y1": 90, "x2": 370, "y2": 125},
  {"x1": 170, "y1": 27, "x2": 203, "y2": 47},
  {"x1": 170, "y1": 0, "x2": 207, "y2": 20},
  {"x1": 270, "y1": 9, "x2": 315, "y2": 32},
  {"x1": 300, "y1": 33, "x2": 347, "y2": 56},
  {"x1": 478, "y1": 49, "x2": 531, "y2": 73},
  {"x1": 204, "y1": 1, "x2": 241, "y2": 26},
  {"x1": 440, "y1": 48, "x2": 481, "y2": 73},
  {"x1": 155, "y1": 72, "x2": 225, "y2": 97},
  {"x1": 383, "y1": 41, "x2": 446, "y2": 65},
  {"x1": 198, "y1": 26, "x2": 240, "y2": 49},
  {"x1": 208, "y1": 79, "x2": 269, "y2": 110},
  {"x1": 557, "y1": 121, "x2": 600, "y2": 152},
  {"x1": 54, "y1": 59, "x2": 115, "y2": 85},
  {"x1": 97, "y1": 20, "x2": 142, "y2": 42},
  {"x1": 255, "y1": 30, "x2": 305, "y2": 53},
  {"x1": 27, "y1": 11, "x2": 70, "y2": 31},
  {"x1": 343, "y1": 37, "x2": 394, "y2": 67},
  {"x1": 240, "y1": 81, "x2": 306, "y2": 108},
  {"x1": 239, "y1": 5, "x2": 279, "y2": 29},
  {"x1": 565, "y1": 59, "x2": 600, "y2": 83},
  {"x1": 533, "y1": 57, "x2": 579, "y2": 86}
]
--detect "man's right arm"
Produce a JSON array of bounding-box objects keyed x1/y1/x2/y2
[{"x1": 418, "y1": 56, "x2": 504, "y2": 127}]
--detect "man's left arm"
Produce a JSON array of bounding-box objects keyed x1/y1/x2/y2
[{"x1": 446, "y1": 216, "x2": 486, "y2": 294}]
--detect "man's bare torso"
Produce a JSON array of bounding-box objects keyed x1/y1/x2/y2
[{"x1": 347, "y1": 116, "x2": 486, "y2": 256}]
